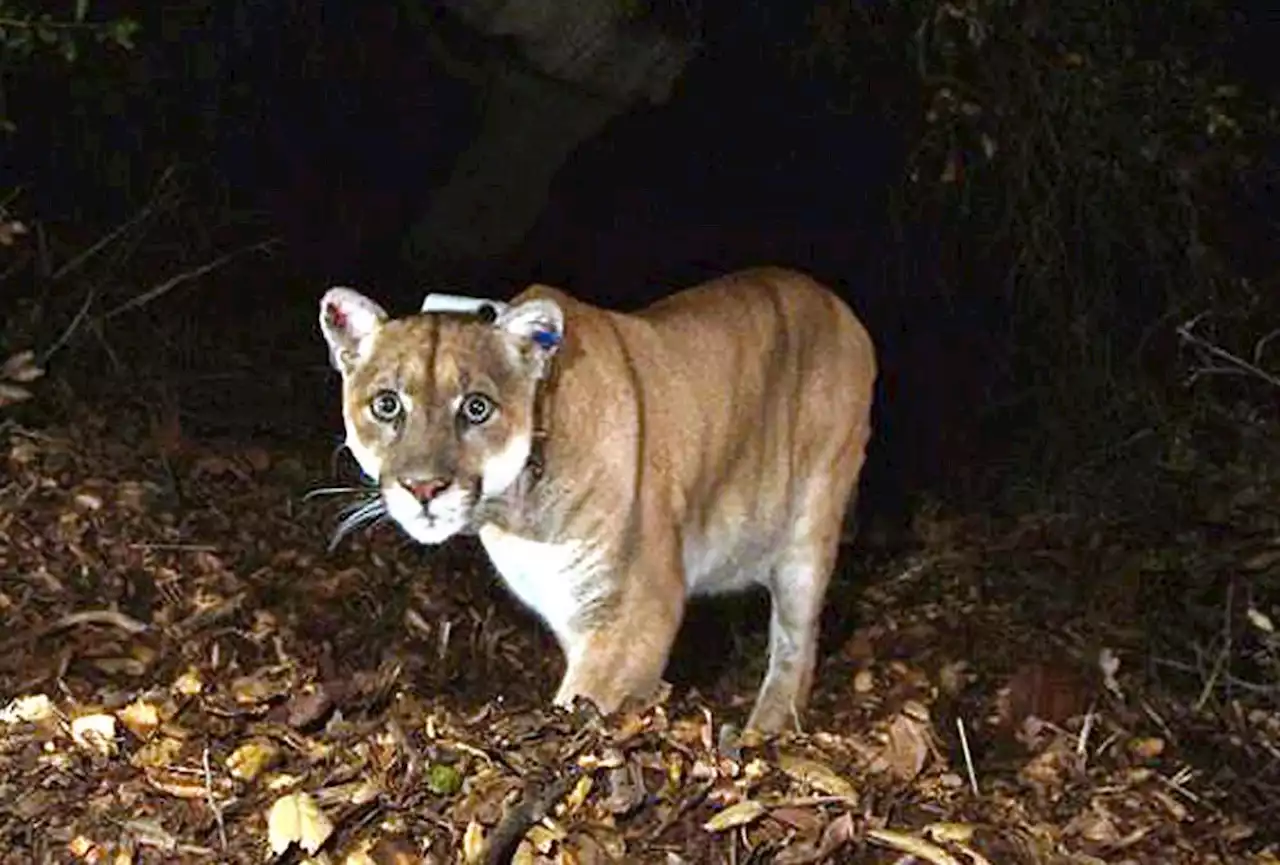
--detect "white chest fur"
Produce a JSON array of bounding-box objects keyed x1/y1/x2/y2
[{"x1": 477, "y1": 525, "x2": 606, "y2": 645}]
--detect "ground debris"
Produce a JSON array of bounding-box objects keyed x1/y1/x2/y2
[{"x1": 2, "y1": 406, "x2": 1278, "y2": 863}]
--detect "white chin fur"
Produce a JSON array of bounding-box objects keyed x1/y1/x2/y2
[
  {"x1": 482, "y1": 434, "x2": 532, "y2": 496},
  {"x1": 383, "y1": 484, "x2": 469, "y2": 545}
]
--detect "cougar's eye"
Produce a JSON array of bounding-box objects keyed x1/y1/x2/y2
[
  {"x1": 459, "y1": 392, "x2": 494, "y2": 425},
  {"x1": 370, "y1": 390, "x2": 402, "y2": 421}
]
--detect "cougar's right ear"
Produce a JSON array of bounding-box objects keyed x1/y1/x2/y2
[{"x1": 320, "y1": 287, "x2": 388, "y2": 373}]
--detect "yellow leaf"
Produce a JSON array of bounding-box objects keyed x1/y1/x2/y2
[
  {"x1": 116, "y1": 700, "x2": 160, "y2": 740},
  {"x1": 703, "y1": 799, "x2": 766, "y2": 833},
  {"x1": 462, "y1": 819, "x2": 487, "y2": 862},
  {"x1": 1128, "y1": 737, "x2": 1165, "y2": 760},
  {"x1": 777, "y1": 754, "x2": 857, "y2": 800},
  {"x1": 227, "y1": 739, "x2": 281, "y2": 782},
  {"x1": 923, "y1": 821, "x2": 976, "y2": 843},
  {"x1": 563, "y1": 774, "x2": 593, "y2": 814},
  {"x1": 267, "y1": 792, "x2": 333, "y2": 856},
  {"x1": 171, "y1": 669, "x2": 204, "y2": 696}
]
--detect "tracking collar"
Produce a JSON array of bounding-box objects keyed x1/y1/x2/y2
[{"x1": 421, "y1": 291, "x2": 555, "y2": 486}]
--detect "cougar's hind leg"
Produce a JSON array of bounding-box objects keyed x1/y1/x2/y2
[
  {"x1": 747, "y1": 522, "x2": 840, "y2": 733},
  {"x1": 748, "y1": 449, "x2": 866, "y2": 733}
]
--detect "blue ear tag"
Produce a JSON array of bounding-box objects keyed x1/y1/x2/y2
[{"x1": 532, "y1": 330, "x2": 561, "y2": 349}]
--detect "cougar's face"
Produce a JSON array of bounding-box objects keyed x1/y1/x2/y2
[
  {"x1": 339, "y1": 316, "x2": 541, "y2": 544},
  {"x1": 320, "y1": 288, "x2": 563, "y2": 545}
]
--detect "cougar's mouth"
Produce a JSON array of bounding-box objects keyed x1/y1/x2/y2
[{"x1": 382, "y1": 477, "x2": 481, "y2": 545}]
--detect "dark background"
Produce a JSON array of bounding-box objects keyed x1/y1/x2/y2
[{"x1": 2, "y1": 0, "x2": 1277, "y2": 527}]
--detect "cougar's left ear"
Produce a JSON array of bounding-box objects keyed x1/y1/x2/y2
[
  {"x1": 495, "y1": 299, "x2": 564, "y2": 372},
  {"x1": 320, "y1": 287, "x2": 388, "y2": 374}
]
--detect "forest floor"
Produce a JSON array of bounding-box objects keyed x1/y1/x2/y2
[{"x1": 2, "y1": 302, "x2": 1279, "y2": 865}]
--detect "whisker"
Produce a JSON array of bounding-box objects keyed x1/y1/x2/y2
[
  {"x1": 302, "y1": 485, "x2": 369, "y2": 502},
  {"x1": 328, "y1": 496, "x2": 387, "y2": 552},
  {"x1": 334, "y1": 493, "x2": 381, "y2": 518}
]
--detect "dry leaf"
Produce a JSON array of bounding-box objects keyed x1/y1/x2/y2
[
  {"x1": 462, "y1": 820, "x2": 486, "y2": 863},
  {"x1": 71, "y1": 713, "x2": 119, "y2": 757},
  {"x1": 67, "y1": 835, "x2": 98, "y2": 859},
  {"x1": 776, "y1": 753, "x2": 857, "y2": 800},
  {"x1": 227, "y1": 739, "x2": 281, "y2": 781},
  {"x1": 0, "y1": 381, "x2": 34, "y2": 407},
  {"x1": 172, "y1": 669, "x2": 204, "y2": 696},
  {"x1": 874, "y1": 703, "x2": 934, "y2": 782},
  {"x1": 774, "y1": 812, "x2": 859, "y2": 865},
  {"x1": 144, "y1": 767, "x2": 213, "y2": 799},
  {"x1": 526, "y1": 822, "x2": 566, "y2": 853},
  {"x1": 702, "y1": 799, "x2": 766, "y2": 832},
  {"x1": 511, "y1": 841, "x2": 536, "y2": 865},
  {"x1": 116, "y1": 701, "x2": 161, "y2": 740},
  {"x1": 2, "y1": 350, "x2": 44, "y2": 382},
  {"x1": 562, "y1": 775, "x2": 594, "y2": 815},
  {"x1": 769, "y1": 807, "x2": 824, "y2": 833},
  {"x1": 923, "y1": 822, "x2": 975, "y2": 844},
  {"x1": 0, "y1": 219, "x2": 27, "y2": 245},
  {"x1": 0, "y1": 694, "x2": 55, "y2": 725},
  {"x1": 868, "y1": 827, "x2": 963, "y2": 865},
  {"x1": 1246, "y1": 606, "x2": 1275, "y2": 633},
  {"x1": 130, "y1": 736, "x2": 183, "y2": 770},
  {"x1": 1128, "y1": 737, "x2": 1165, "y2": 760},
  {"x1": 267, "y1": 791, "x2": 334, "y2": 856}
]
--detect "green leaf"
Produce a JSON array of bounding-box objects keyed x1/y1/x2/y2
[
  {"x1": 425, "y1": 763, "x2": 463, "y2": 796},
  {"x1": 111, "y1": 18, "x2": 139, "y2": 50},
  {"x1": 75, "y1": 0, "x2": 89, "y2": 23}
]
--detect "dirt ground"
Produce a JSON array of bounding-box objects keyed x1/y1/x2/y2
[{"x1": 2, "y1": 304, "x2": 1279, "y2": 864}]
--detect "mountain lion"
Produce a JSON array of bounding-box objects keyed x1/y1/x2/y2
[{"x1": 319, "y1": 267, "x2": 876, "y2": 732}]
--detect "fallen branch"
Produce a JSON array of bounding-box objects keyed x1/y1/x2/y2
[
  {"x1": 50, "y1": 165, "x2": 181, "y2": 282},
  {"x1": 100, "y1": 238, "x2": 280, "y2": 321},
  {"x1": 483, "y1": 768, "x2": 583, "y2": 865},
  {"x1": 0, "y1": 608, "x2": 150, "y2": 654},
  {"x1": 1177, "y1": 313, "x2": 1280, "y2": 390}
]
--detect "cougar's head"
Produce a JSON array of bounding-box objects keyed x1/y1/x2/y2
[{"x1": 319, "y1": 287, "x2": 563, "y2": 544}]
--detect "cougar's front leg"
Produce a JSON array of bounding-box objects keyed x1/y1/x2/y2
[{"x1": 552, "y1": 533, "x2": 686, "y2": 715}]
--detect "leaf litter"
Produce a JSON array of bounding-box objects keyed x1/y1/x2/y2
[{"x1": 2, "y1": 394, "x2": 1279, "y2": 864}]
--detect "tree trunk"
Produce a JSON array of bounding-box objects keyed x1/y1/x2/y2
[{"x1": 401, "y1": 58, "x2": 627, "y2": 272}]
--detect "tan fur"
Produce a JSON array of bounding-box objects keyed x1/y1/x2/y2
[{"x1": 319, "y1": 267, "x2": 876, "y2": 732}]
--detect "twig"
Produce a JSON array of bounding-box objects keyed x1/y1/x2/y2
[
  {"x1": 35, "y1": 282, "x2": 96, "y2": 367},
  {"x1": 0, "y1": 609, "x2": 150, "y2": 653},
  {"x1": 1150, "y1": 656, "x2": 1279, "y2": 697},
  {"x1": 1075, "y1": 703, "x2": 1097, "y2": 759},
  {"x1": 101, "y1": 239, "x2": 279, "y2": 321},
  {"x1": 1195, "y1": 580, "x2": 1234, "y2": 711},
  {"x1": 202, "y1": 747, "x2": 228, "y2": 851},
  {"x1": 51, "y1": 166, "x2": 179, "y2": 282},
  {"x1": 483, "y1": 769, "x2": 582, "y2": 865},
  {"x1": 955, "y1": 716, "x2": 979, "y2": 795},
  {"x1": 1177, "y1": 315, "x2": 1280, "y2": 390}
]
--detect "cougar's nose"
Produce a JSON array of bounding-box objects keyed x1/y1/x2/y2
[{"x1": 404, "y1": 477, "x2": 450, "y2": 504}]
